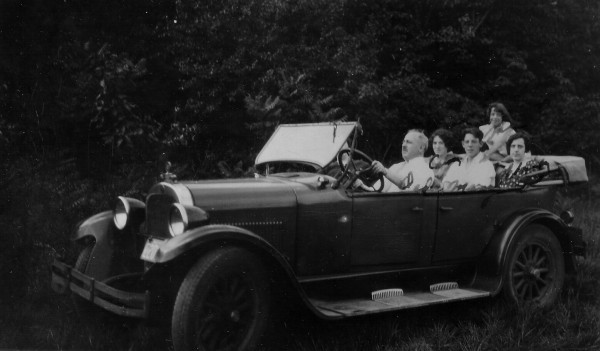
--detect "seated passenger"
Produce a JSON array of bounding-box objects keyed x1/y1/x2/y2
[
  {"x1": 443, "y1": 128, "x2": 495, "y2": 191},
  {"x1": 479, "y1": 102, "x2": 516, "y2": 162},
  {"x1": 428, "y1": 128, "x2": 459, "y2": 188},
  {"x1": 497, "y1": 132, "x2": 544, "y2": 188},
  {"x1": 372, "y1": 129, "x2": 434, "y2": 192}
]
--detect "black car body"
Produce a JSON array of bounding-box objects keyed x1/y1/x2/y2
[{"x1": 51, "y1": 122, "x2": 587, "y2": 351}]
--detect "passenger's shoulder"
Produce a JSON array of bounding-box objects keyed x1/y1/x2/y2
[
  {"x1": 477, "y1": 158, "x2": 496, "y2": 173},
  {"x1": 483, "y1": 159, "x2": 496, "y2": 169}
]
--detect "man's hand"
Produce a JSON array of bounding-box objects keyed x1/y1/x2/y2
[{"x1": 371, "y1": 160, "x2": 387, "y2": 176}]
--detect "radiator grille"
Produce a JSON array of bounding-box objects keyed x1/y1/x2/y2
[{"x1": 145, "y1": 193, "x2": 176, "y2": 238}]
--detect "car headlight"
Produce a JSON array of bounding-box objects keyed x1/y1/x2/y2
[
  {"x1": 169, "y1": 203, "x2": 188, "y2": 236},
  {"x1": 168, "y1": 203, "x2": 209, "y2": 237},
  {"x1": 113, "y1": 196, "x2": 145, "y2": 230}
]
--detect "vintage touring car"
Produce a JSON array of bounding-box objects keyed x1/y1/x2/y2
[{"x1": 52, "y1": 122, "x2": 587, "y2": 351}]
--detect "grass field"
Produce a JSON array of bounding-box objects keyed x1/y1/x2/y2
[{"x1": 1, "y1": 197, "x2": 599, "y2": 350}]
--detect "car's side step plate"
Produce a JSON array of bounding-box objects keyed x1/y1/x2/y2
[{"x1": 309, "y1": 284, "x2": 490, "y2": 318}]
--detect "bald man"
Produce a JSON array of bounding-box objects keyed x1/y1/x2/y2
[{"x1": 371, "y1": 129, "x2": 434, "y2": 192}]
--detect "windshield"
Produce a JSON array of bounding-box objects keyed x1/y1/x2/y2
[{"x1": 255, "y1": 122, "x2": 356, "y2": 168}]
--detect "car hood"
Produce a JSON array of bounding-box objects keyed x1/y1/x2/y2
[
  {"x1": 178, "y1": 177, "x2": 300, "y2": 212},
  {"x1": 146, "y1": 177, "x2": 302, "y2": 245}
]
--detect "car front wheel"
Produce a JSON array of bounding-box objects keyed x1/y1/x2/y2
[
  {"x1": 172, "y1": 247, "x2": 271, "y2": 351},
  {"x1": 503, "y1": 224, "x2": 565, "y2": 307}
]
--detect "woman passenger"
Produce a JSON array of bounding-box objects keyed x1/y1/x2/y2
[
  {"x1": 428, "y1": 128, "x2": 459, "y2": 187},
  {"x1": 497, "y1": 132, "x2": 543, "y2": 188},
  {"x1": 479, "y1": 102, "x2": 516, "y2": 162}
]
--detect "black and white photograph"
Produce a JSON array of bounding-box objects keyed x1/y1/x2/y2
[{"x1": 1, "y1": 1, "x2": 599, "y2": 350}]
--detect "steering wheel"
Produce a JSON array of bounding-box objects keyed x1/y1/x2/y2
[{"x1": 336, "y1": 149, "x2": 385, "y2": 192}]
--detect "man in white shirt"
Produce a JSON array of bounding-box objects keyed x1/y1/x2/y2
[
  {"x1": 442, "y1": 128, "x2": 496, "y2": 191},
  {"x1": 372, "y1": 130, "x2": 434, "y2": 192}
]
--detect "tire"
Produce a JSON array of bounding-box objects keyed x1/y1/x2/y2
[
  {"x1": 502, "y1": 224, "x2": 565, "y2": 307},
  {"x1": 172, "y1": 247, "x2": 271, "y2": 351}
]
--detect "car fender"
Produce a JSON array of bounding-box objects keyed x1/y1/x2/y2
[
  {"x1": 71, "y1": 210, "x2": 116, "y2": 280},
  {"x1": 154, "y1": 224, "x2": 294, "y2": 272},
  {"x1": 478, "y1": 207, "x2": 570, "y2": 279},
  {"x1": 150, "y1": 224, "x2": 320, "y2": 313}
]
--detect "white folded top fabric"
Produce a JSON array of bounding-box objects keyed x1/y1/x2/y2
[{"x1": 533, "y1": 155, "x2": 588, "y2": 183}]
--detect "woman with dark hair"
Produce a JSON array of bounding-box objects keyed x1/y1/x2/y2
[
  {"x1": 479, "y1": 102, "x2": 516, "y2": 161},
  {"x1": 428, "y1": 128, "x2": 459, "y2": 187},
  {"x1": 497, "y1": 131, "x2": 544, "y2": 188}
]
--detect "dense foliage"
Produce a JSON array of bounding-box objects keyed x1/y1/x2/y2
[{"x1": 2, "y1": 0, "x2": 599, "y2": 176}]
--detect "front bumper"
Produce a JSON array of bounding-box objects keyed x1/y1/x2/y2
[{"x1": 51, "y1": 259, "x2": 150, "y2": 318}]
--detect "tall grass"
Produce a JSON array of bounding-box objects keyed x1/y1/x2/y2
[{"x1": 1, "y1": 164, "x2": 599, "y2": 350}]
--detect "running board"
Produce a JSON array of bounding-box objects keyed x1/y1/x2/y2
[{"x1": 309, "y1": 282, "x2": 490, "y2": 318}]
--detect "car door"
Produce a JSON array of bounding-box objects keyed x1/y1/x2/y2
[
  {"x1": 433, "y1": 190, "x2": 500, "y2": 262},
  {"x1": 350, "y1": 191, "x2": 437, "y2": 267}
]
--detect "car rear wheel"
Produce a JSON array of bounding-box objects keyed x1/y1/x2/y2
[
  {"x1": 503, "y1": 224, "x2": 565, "y2": 307},
  {"x1": 172, "y1": 247, "x2": 271, "y2": 351}
]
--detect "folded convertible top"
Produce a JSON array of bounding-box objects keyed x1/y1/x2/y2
[{"x1": 535, "y1": 155, "x2": 588, "y2": 183}]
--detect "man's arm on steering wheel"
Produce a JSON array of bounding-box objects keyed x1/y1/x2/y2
[{"x1": 371, "y1": 161, "x2": 406, "y2": 189}]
